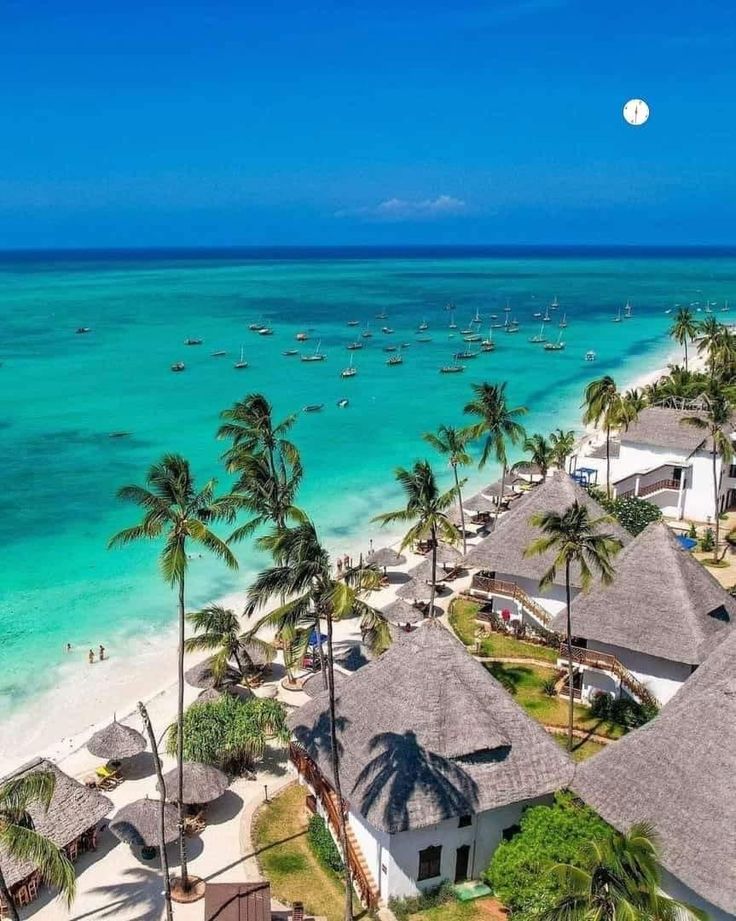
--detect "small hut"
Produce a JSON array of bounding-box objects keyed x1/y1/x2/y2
[
  {"x1": 365, "y1": 546, "x2": 407, "y2": 572},
  {"x1": 158, "y1": 762, "x2": 229, "y2": 805},
  {"x1": 396, "y1": 578, "x2": 435, "y2": 603},
  {"x1": 109, "y1": 797, "x2": 179, "y2": 851},
  {"x1": 381, "y1": 598, "x2": 426, "y2": 627},
  {"x1": 185, "y1": 657, "x2": 241, "y2": 690},
  {"x1": 87, "y1": 718, "x2": 146, "y2": 761}
]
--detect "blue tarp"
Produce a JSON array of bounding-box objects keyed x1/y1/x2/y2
[
  {"x1": 676, "y1": 535, "x2": 698, "y2": 551},
  {"x1": 308, "y1": 629, "x2": 328, "y2": 648}
]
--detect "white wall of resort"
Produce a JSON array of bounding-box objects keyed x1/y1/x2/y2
[
  {"x1": 660, "y1": 867, "x2": 735, "y2": 921},
  {"x1": 587, "y1": 639, "x2": 694, "y2": 704},
  {"x1": 493, "y1": 571, "x2": 575, "y2": 620}
]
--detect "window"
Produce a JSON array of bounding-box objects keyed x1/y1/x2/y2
[
  {"x1": 458, "y1": 815, "x2": 472, "y2": 828},
  {"x1": 729, "y1": 464, "x2": 736, "y2": 479},
  {"x1": 418, "y1": 845, "x2": 442, "y2": 881}
]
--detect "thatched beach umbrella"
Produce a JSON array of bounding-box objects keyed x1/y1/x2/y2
[
  {"x1": 158, "y1": 762, "x2": 229, "y2": 805},
  {"x1": 185, "y1": 657, "x2": 240, "y2": 689},
  {"x1": 482, "y1": 479, "x2": 516, "y2": 498},
  {"x1": 396, "y1": 578, "x2": 435, "y2": 602},
  {"x1": 381, "y1": 599, "x2": 425, "y2": 626},
  {"x1": 463, "y1": 492, "x2": 497, "y2": 513},
  {"x1": 365, "y1": 546, "x2": 407, "y2": 569},
  {"x1": 109, "y1": 798, "x2": 179, "y2": 848},
  {"x1": 87, "y1": 718, "x2": 146, "y2": 761}
]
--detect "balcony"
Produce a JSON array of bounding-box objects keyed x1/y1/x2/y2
[
  {"x1": 470, "y1": 574, "x2": 552, "y2": 628},
  {"x1": 613, "y1": 463, "x2": 686, "y2": 501},
  {"x1": 558, "y1": 643, "x2": 658, "y2": 707}
]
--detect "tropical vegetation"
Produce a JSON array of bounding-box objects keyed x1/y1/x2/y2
[
  {"x1": 184, "y1": 604, "x2": 275, "y2": 683},
  {"x1": 307, "y1": 814, "x2": 344, "y2": 874},
  {"x1": 423, "y1": 425, "x2": 472, "y2": 554},
  {"x1": 591, "y1": 493, "x2": 663, "y2": 536}
]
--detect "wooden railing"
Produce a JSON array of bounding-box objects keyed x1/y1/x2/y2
[
  {"x1": 638, "y1": 478, "x2": 679, "y2": 497},
  {"x1": 470, "y1": 574, "x2": 552, "y2": 627},
  {"x1": 559, "y1": 644, "x2": 658, "y2": 707},
  {"x1": 289, "y1": 744, "x2": 379, "y2": 908}
]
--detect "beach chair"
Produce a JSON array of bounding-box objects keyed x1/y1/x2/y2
[{"x1": 94, "y1": 764, "x2": 121, "y2": 789}]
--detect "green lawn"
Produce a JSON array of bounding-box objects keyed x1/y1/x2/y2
[
  {"x1": 409, "y1": 897, "x2": 500, "y2": 921},
  {"x1": 485, "y1": 662, "x2": 624, "y2": 740},
  {"x1": 252, "y1": 783, "x2": 364, "y2": 921},
  {"x1": 449, "y1": 598, "x2": 558, "y2": 663},
  {"x1": 554, "y1": 734, "x2": 608, "y2": 762}
]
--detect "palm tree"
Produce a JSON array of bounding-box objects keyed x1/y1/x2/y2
[
  {"x1": 549, "y1": 428, "x2": 577, "y2": 472},
  {"x1": 109, "y1": 455, "x2": 238, "y2": 893},
  {"x1": 541, "y1": 822, "x2": 706, "y2": 921},
  {"x1": 512, "y1": 433, "x2": 553, "y2": 480},
  {"x1": 245, "y1": 521, "x2": 388, "y2": 921},
  {"x1": 669, "y1": 306, "x2": 699, "y2": 372},
  {"x1": 184, "y1": 604, "x2": 275, "y2": 683},
  {"x1": 218, "y1": 393, "x2": 303, "y2": 536},
  {"x1": 524, "y1": 501, "x2": 622, "y2": 750},
  {"x1": 682, "y1": 389, "x2": 734, "y2": 563},
  {"x1": 373, "y1": 460, "x2": 460, "y2": 612},
  {"x1": 423, "y1": 425, "x2": 472, "y2": 554},
  {"x1": 463, "y1": 381, "x2": 527, "y2": 525},
  {"x1": 0, "y1": 771, "x2": 76, "y2": 921},
  {"x1": 697, "y1": 316, "x2": 724, "y2": 381},
  {"x1": 582, "y1": 376, "x2": 624, "y2": 498}
]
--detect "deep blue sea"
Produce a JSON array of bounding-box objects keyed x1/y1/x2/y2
[{"x1": 2, "y1": 245, "x2": 735, "y2": 721}]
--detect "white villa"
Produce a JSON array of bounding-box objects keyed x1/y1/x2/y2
[
  {"x1": 552, "y1": 521, "x2": 735, "y2": 705},
  {"x1": 464, "y1": 470, "x2": 631, "y2": 630},
  {"x1": 578, "y1": 405, "x2": 736, "y2": 521},
  {"x1": 288, "y1": 621, "x2": 573, "y2": 903},
  {"x1": 574, "y1": 624, "x2": 736, "y2": 921}
]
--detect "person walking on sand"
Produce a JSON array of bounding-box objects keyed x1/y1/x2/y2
[
  {"x1": 99, "y1": 644, "x2": 105, "y2": 661},
  {"x1": 88, "y1": 649, "x2": 95, "y2": 665}
]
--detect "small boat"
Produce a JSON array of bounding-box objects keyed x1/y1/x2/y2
[
  {"x1": 416, "y1": 335, "x2": 433, "y2": 343},
  {"x1": 361, "y1": 323, "x2": 373, "y2": 338},
  {"x1": 490, "y1": 322, "x2": 504, "y2": 329},
  {"x1": 550, "y1": 296, "x2": 559, "y2": 310},
  {"x1": 303, "y1": 404, "x2": 324, "y2": 413},
  {"x1": 211, "y1": 350, "x2": 227, "y2": 357},
  {"x1": 76, "y1": 326, "x2": 92, "y2": 334},
  {"x1": 463, "y1": 333, "x2": 482, "y2": 342},
  {"x1": 585, "y1": 350, "x2": 597, "y2": 362},
  {"x1": 460, "y1": 325, "x2": 474, "y2": 335},
  {"x1": 533, "y1": 312, "x2": 542, "y2": 318},
  {"x1": 337, "y1": 398, "x2": 350, "y2": 408},
  {"x1": 108, "y1": 431, "x2": 132, "y2": 439},
  {"x1": 440, "y1": 365, "x2": 464, "y2": 374},
  {"x1": 347, "y1": 320, "x2": 360, "y2": 327},
  {"x1": 623, "y1": 300, "x2": 633, "y2": 319},
  {"x1": 400, "y1": 342, "x2": 412, "y2": 349},
  {"x1": 171, "y1": 362, "x2": 186, "y2": 372},
  {"x1": 387, "y1": 354, "x2": 403, "y2": 366},
  {"x1": 384, "y1": 345, "x2": 397, "y2": 352},
  {"x1": 248, "y1": 322, "x2": 262, "y2": 331},
  {"x1": 296, "y1": 331, "x2": 309, "y2": 341},
  {"x1": 302, "y1": 341, "x2": 326, "y2": 362},
  {"x1": 184, "y1": 337, "x2": 203, "y2": 345},
  {"x1": 454, "y1": 350, "x2": 478, "y2": 360},
  {"x1": 541, "y1": 307, "x2": 551, "y2": 323},
  {"x1": 234, "y1": 346, "x2": 248, "y2": 369},
  {"x1": 375, "y1": 310, "x2": 388, "y2": 320},
  {"x1": 418, "y1": 319, "x2": 429, "y2": 332},
  {"x1": 381, "y1": 326, "x2": 394, "y2": 334},
  {"x1": 558, "y1": 313, "x2": 568, "y2": 329},
  {"x1": 490, "y1": 314, "x2": 498, "y2": 319},
  {"x1": 448, "y1": 309, "x2": 458, "y2": 330},
  {"x1": 283, "y1": 349, "x2": 299, "y2": 356},
  {"x1": 471, "y1": 308, "x2": 482, "y2": 324},
  {"x1": 506, "y1": 319, "x2": 520, "y2": 333},
  {"x1": 722, "y1": 301, "x2": 731, "y2": 312},
  {"x1": 544, "y1": 331, "x2": 565, "y2": 351},
  {"x1": 503, "y1": 301, "x2": 511, "y2": 313},
  {"x1": 481, "y1": 328, "x2": 495, "y2": 352},
  {"x1": 347, "y1": 341, "x2": 363, "y2": 351},
  {"x1": 258, "y1": 327, "x2": 273, "y2": 336},
  {"x1": 528, "y1": 325, "x2": 547, "y2": 344},
  {"x1": 612, "y1": 307, "x2": 622, "y2": 323},
  {"x1": 340, "y1": 355, "x2": 357, "y2": 378}
]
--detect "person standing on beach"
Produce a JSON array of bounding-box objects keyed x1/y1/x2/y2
[
  {"x1": 99, "y1": 644, "x2": 105, "y2": 661},
  {"x1": 88, "y1": 649, "x2": 95, "y2": 664}
]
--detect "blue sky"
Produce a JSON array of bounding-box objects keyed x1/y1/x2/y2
[{"x1": 1, "y1": 0, "x2": 734, "y2": 247}]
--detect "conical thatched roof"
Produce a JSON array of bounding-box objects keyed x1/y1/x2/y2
[
  {"x1": 302, "y1": 670, "x2": 347, "y2": 698},
  {"x1": 463, "y1": 492, "x2": 497, "y2": 513},
  {"x1": 554, "y1": 521, "x2": 735, "y2": 664},
  {"x1": 87, "y1": 718, "x2": 146, "y2": 760},
  {"x1": 0, "y1": 759, "x2": 112, "y2": 888},
  {"x1": 573, "y1": 627, "x2": 736, "y2": 916},
  {"x1": 158, "y1": 762, "x2": 229, "y2": 804},
  {"x1": 396, "y1": 578, "x2": 435, "y2": 602},
  {"x1": 290, "y1": 620, "x2": 572, "y2": 833},
  {"x1": 381, "y1": 598, "x2": 426, "y2": 625},
  {"x1": 366, "y1": 547, "x2": 407, "y2": 568},
  {"x1": 109, "y1": 797, "x2": 179, "y2": 847},
  {"x1": 463, "y1": 470, "x2": 631, "y2": 588},
  {"x1": 185, "y1": 658, "x2": 240, "y2": 689}
]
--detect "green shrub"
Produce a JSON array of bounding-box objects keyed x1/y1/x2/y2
[
  {"x1": 700, "y1": 528, "x2": 715, "y2": 552},
  {"x1": 687, "y1": 521, "x2": 697, "y2": 539},
  {"x1": 595, "y1": 494, "x2": 663, "y2": 536},
  {"x1": 589, "y1": 692, "x2": 654, "y2": 728},
  {"x1": 541, "y1": 675, "x2": 558, "y2": 697},
  {"x1": 725, "y1": 527, "x2": 736, "y2": 547},
  {"x1": 484, "y1": 792, "x2": 612, "y2": 920},
  {"x1": 388, "y1": 881, "x2": 455, "y2": 921},
  {"x1": 306, "y1": 815, "x2": 343, "y2": 873},
  {"x1": 590, "y1": 691, "x2": 612, "y2": 719}
]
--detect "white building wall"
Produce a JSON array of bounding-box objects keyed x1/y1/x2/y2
[
  {"x1": 660, "y1": 868, "x2": 735, "y2": 921},
  {"x1": 492, "y1": 571, "x2": 577, "y2": 622},
  {"x1": 587, "y1": 639, "x2": 694, "y2": 704}
]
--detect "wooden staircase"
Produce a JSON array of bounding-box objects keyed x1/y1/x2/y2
[
  {"x1": 470, "y1": 574, "x2": 554, "y2": 630},
  {"x1": 559, "y1": 643, "x2": 658, "y2": 708}
]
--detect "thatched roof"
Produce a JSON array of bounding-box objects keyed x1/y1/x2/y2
[
  {"x1": 0, "y1": 759, "x2": 112, "y2": 887},
  {"x1": 396, "y1": 578, "x2": 435, "y2": 602},
  {"x1": 87, "y1": 718, "x2": 146, "y2": 760},
  {"x1": 158, "y1": 762, "x2": 229, "y2": 804},
  {"x1": 381, "y1": 599, "x2": 426, "y2": 625},
  {"x1": 573, "y1": 626, "x2": 736, "y2": 915},
  {"x1": 553, "y1": 522, "x2": 734, "y2": 664},
  {"x1": 463, "y1": 492, "x2": 498, "y2": 513},
  {"x1": 185, "y1": 658, "x2": 241, "y2": 689},
  {"x1": 366, "y1": 547, "x2": 406, "y2": 568},
  {"x1": 289, "y1": 620, "x2": 573, "y2": 834},
  {"x1": 463, "y1": 471, "x2": 631, "y2": 589},
  {"x1": 620, "y1": 406, "x2": 720, "y2": 454},
  {"x1": 109, "y1": 797, "x2": 179, "y2": 847}
]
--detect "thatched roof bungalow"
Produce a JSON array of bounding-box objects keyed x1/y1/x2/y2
[{"x1": 289, "y1": 620, "x2": 572, "y2": 901}]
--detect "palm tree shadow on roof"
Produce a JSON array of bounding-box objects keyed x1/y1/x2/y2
[{"x1": 355, "y1": 730, "x2": 480, "y2": 832}]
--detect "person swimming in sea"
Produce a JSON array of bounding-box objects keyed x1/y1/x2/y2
[
  {"x1": 88, "y1": 649, "x2": 95, "y2": 665},
  {"x1": 99, "y1": 644, "x2": 105, "y2": 661}
]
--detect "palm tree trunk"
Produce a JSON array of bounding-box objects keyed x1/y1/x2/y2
[
  {"x1": 315, "y1": 611, "x2": 328, "y2": 690},
  {"x1": 605, "y1": 424, "x2": 611, "y2": 499},
  {"x1": 0, "y1": 864, "x2": 20, "y2": 921},
  {"x1": 494, "y1": 464, "x2": 506, "y2": 528},
  {"x1": 712, "y1": 445, "x2": 720, "y2": 564},
  {"x1": 325, "y1": 611, "x2": 354, "y2": 921},
  {"x1": 176, "y1": 575, "x2": 189, "y2": 891},
  {"x1": 429, "y1": 525, "x2": 437, "y2": 616},
  {"x1": 138, "y1": 703, "x2": 174, "y2": 921},
  {"x1": 453, "y1": 464, "x2": 467, "y2": 555},
  {"x1": 684, "y1": 336, "x2": 689, "y2": 372},
  {"x1": 233, "y1": 647, "x2": 247, "y2": 681},
  {"x1": 565, "y1": 560, "x2": 574, "y2": 753}
]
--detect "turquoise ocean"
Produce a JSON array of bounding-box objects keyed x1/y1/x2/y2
[{"x1": 1, "y1": 246, "x2": 735, "y2": 725}]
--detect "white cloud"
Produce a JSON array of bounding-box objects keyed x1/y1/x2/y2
[{"x1": 335, "y1": 195, "x2": 467, "y2": 222}]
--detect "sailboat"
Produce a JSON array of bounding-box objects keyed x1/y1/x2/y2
[
  {"x1": 550, "y1": 296, "x2": 559, "y2": 310},
  {"x1": 387, "y1": 354, "x2": 403, "y2": 366},
  {"x1": 375, "y1": 310, "x2": 388, "y2": 320},
  {"x1": 340, "y1": 355, "x2": 357, "y2": 378},
  {"x1": 347, "y1": 319, "x2": 360, "y2": 327},
  {"x1": 623, "y1": 300, "x2": 633, "y2": 319},
  {"x1": 558, "y1": 313, "x2": 568, "y2": 329},
  {"x1": 481, "y1": 328, "x2": 495, "y2": 351},
  {"x1": 463, "y1": 331, "x2": 482, "y2": 342},
  {"x1": 506, "y1": 317, "x2": 520, "y2": 333},
  {"x1": 440, "y1": 363, "x2": 465, "y2": 374},
  {"x1": 301, "y1": 340, "x2": 326, "y2": 362},
  {"x1": 612, "y1": 307, "x2": 623, "y2": 323},
  {"x1": 528, "y1": 324, "x2": 547, "y2": 344},
  {"x1": 296, "y1": 331, "x2": 309, "y2": 341},
  {"x1": 544, "y1": 330, "x2": 565, "y2": 351},
  {"x1": 418, "y1": 318, "x2": 429, "y2": 331},
  {"x1": 503, "y1": 300, "x2": 511, "y2": 313},
  {"x1": 471, "y1": 308, "x2": 482, "y2": 324},
  {"x1": 346, "y1": 341, "x2": 363, "y2": 350},
  {"x1": 542, "y1": 305, "x2": 551, "y2": 323},
  {"x1": 448, "y1": 309, "x2": 458, "y2": 330},
  {"x1": 234, "y1": 346, "x2": 248, "y2": 369},
  {"x1": 361, "y1": 322, "x2": 373, "y2": 339}
]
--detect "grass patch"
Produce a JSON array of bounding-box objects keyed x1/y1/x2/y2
[
  {"x1": 449, "y1": 598, "x2": 557, "y2": 663},
  {"x1": 408, "y1": 897, "x2": 499, "y2": 921},
  {"x1": 252, "y1": 783, "x2": 362, "y2": 921},
  {"x1": 485, "y1": 662, "x2": 624, "y2": 740},
  {"x1": 553, "y1": 735, "x2": 607, "y2": 762}
]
